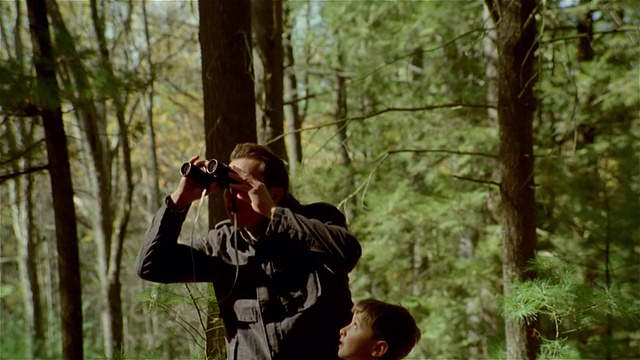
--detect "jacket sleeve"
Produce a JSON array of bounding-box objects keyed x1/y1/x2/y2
[
  {"x1": 265, "y1": 203, "x2": 361, "y2": 274},
  {"x1": 136, "y1": 204, "x2": 221, "y2": 284}
]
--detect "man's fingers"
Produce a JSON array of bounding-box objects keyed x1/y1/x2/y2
[{"x1": 228, "y1": 182, "x2": 251, "y2": 192}]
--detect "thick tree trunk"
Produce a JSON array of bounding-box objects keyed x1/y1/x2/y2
[
  {"x1": 198, "y1": 0, "x2": 256, "y2": 356},
  {"x1": 251, "y1": 0, "x2": 287, "y2": 159},
  {"x1": 48, "y1": 2, "x2": 120, "y2": 357},
  {"x1": 486, "y1": 0, "x2": 540, "y2": 359},
  {"x1": 26, "y1": 1, "x2": 84, "y2": 358}
]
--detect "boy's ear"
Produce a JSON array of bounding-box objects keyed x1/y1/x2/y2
[
  {"x1": 269, "y1": 187, "x2": 285, "y2": 204},
  {"x1": 371, "y1": 340, "x2": 388, "y2": 358}
]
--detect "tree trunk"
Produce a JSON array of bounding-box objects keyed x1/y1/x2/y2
[
  {"x1": 483, "y1": 4, "x2": 499, "y2": 124},
  {"x1": 25, "y1": 1, "x2": 84, "y2": 358},
  {"x1": 198, "y1": 0, "x2": 256, "y2": 356},
  {"x1": 48, "y1": 1, "x2": 119, "y2": 357},
  {"x1": 283, "y1": 3, "x2": 303, "y2": 178},
  {"x1": 90, "y1": 0, "x2": 132, "y2": 356},
  {"x1": 335, "y1": 42, "x2": 355, "y2": 220},
  {"x1": 252, "y1": 0, "x2": 287, "y2": 159},
  {"x1": 485, "y1": 0, "x2": 540, "y2": 359},
  {"x1": 7, "y1": 123, "x2": 46, "y2": 359},
  {"x1": 140, "y1": 2, "x2": 165, "y2": 356},
  {"x1": 577, "y1": 0, "x2": 595, "y2": 62},
  {"x1": 7, "y1": 2, "x2": 46, "y2": 356},
  {"x1": 142, "y1": 0, "x2": 161, "y2": 210}
]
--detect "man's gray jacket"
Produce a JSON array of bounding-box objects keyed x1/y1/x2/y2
[{"x1": 136, "y1": 196, "x2": 362, "y2": 360}]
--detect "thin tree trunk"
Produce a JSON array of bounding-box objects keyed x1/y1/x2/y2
[
  {"x1": 283, "y1": 2, "x2": 302, "y2": 178},
  {"x1": 41, "y1": 236, "x2": 57, "y2": 359},
  {"x1": 485, "y1": 0, "x2": 540, "y2": 359},
  {"x1": 577, "y1": 0, "x2": 595, "y2": 62},
  {"x1": 140, "y1": 2, "x2": 164, "y2": 355},
  {"x1": 335, "y1": 41, "x2": 355, "y2": 220},
  {"x1": 476, "y1": 6, "x2": 499, "y2": 358},
  {"x1": 483, "y1": 4, "x2": 499, "y2": 124},
  {"x1": 142, "y1": 0, "x2": 161, "y2": 210},
  {"x1": 90, "y1": 0, "x2": 131, "y2": 355},
  {"x1": 198, "y1": 0, "x2": 256, "y2": 356},
  {"x1": 8, "y1": 124, "x2": 46, "y2": 359},
  {"x1": 7, "y1": 1, "x2": 46, "y2": 356},
  {"x1": 252, "y1": 0, "x2": 287, "y2": 159},
  {"x1": 25, "y1": 1, "x2": 84, "y2": 358}
]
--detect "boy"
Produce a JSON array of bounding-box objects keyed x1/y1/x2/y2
[{"x1": 338, "y1": 299, "x2": 421, "y2": 360}]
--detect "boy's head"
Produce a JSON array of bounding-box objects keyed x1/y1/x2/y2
[{"x1": 338, "y1": 299, "x2": 421, "y2": 360}]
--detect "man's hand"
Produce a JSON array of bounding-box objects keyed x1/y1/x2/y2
[
  {"x1": 228, "y1": 168, "x2": 277, "y2": 218},
  {"x1": 170, "y1": 156, "x2": 219, "y2": 210}
]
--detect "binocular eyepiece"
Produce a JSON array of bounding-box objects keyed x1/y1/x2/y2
[{"x1": 180, "y1": 159, "x2": 238, "y2": 188}]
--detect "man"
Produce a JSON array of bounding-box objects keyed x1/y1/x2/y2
[{"x1": 137, "y1": 143, "x2": 362, "y2": 360}]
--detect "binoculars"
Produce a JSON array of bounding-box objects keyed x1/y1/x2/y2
[{"x1": 180, "y1": 159, "x2": 238, "y2": 188}]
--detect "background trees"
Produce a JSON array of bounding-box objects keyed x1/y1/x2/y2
[
  {"x1": 1, "y1": 1, "x2": 637, "y2": 359},
  {"x1": 24, "y1": 0, "x2": 84, "y2": 358}
]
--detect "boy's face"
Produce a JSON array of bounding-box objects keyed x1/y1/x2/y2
[{"x1": 338, "y1": 312, "x2": 379, "y2": 360}]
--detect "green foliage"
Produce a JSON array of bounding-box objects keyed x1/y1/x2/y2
[
  {"x1": 1, "y1": 0, "x2": 638, "y2": 358},
  {"x1": 501, "y1": 255, "x2": 640, "y2": 359},
  {"x1": 0, "y1": 312, "x2": 27, "y2": 359}
]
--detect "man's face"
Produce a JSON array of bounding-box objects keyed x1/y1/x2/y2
[
  {"x1": 223, "y1": 157, "x2": 266, "y2": 229},
  {"x1": 338, "y1": 312, "x2": 378, "y2": 360}
]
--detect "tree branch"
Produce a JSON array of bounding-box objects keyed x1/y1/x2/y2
[
  {"x1": 267, "y1": 103, "x2": 493, "y2": 145},
  {"x1": 0, "y1": 164, "x2": 49, "y2": 184},
  {"x1": 388, "y1": 148, "x2": 497, "y2": 159},
  {"x1": 338, "y1": 147, "x2": 499, "y2": 213},
  {"x1": 0, "y1": 138, "x2": 46, "y2": 166},
  {"x1": 452, "y1": 175, "x2": 501, "y2": 188}
]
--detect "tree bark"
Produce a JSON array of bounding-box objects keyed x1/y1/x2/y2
[
  {"x1": 198, "y1": 0, "x2": 257, "y2": 356},
  {"x1": 283, "y1": 3, "x2": 303, "y2": 178},
  {"x1": 485, "y1": 0, "x2": 540, "y2": 358},
  {"x1": 25, "y1": 0, "x2": 84, "y2": 358},
  {"x1": 142, "y1": 0, "x2": 161, "y2": 210},
  {"x1": 252, "y1": 0, "x2": 287, "y2": 159},
  {"x1": 48, "y1": 1, "x2": 120, "y2": 356}
]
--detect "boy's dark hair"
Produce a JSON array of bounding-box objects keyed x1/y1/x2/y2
[
  {"x1": 353, "y1": 299, "x2": 421, "y2": 360},
  {"x1": 230, "y1": 143, "x2": 290, "y2": 198}
]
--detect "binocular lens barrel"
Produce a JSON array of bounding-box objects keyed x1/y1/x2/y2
[
  {"x1": 180, "y1": 159, "x2": 237, "y2": 188},
  {"x1": 180, "y1": 162, "x2": 213, "y2": 187},
  {"x1": 206, "y1": 159, "x2": 221, "y2": 174}
]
